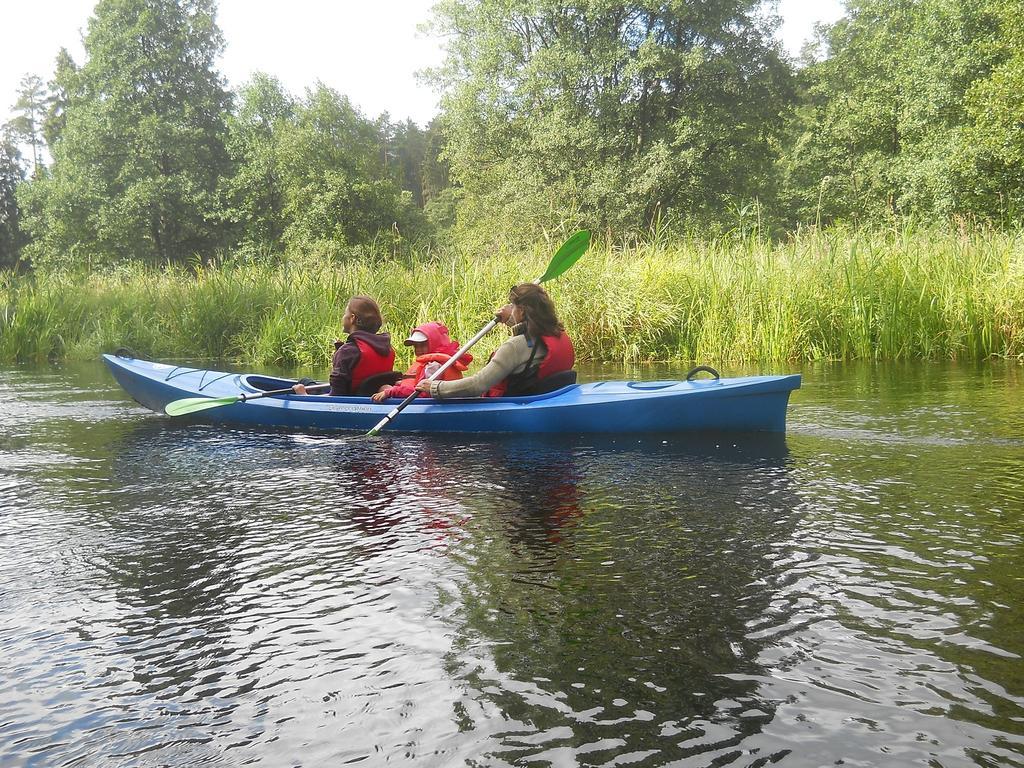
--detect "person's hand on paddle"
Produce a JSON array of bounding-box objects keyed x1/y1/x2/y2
[
  {"x1": 415, "y1": 379, "x2": 431, "y2": 394},
  {"x1": 292, "y1": 377, "x2": 323, "y2": 397}
]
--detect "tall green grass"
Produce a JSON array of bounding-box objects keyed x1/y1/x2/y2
[{"x1": 2, "y1": 226, "x2": 1022, "y2": 366}]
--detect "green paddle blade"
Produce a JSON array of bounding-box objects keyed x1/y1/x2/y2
[
  {"x1": 538, "y1": 230, "x2": 590, "y2": 283},
  {"x1": 165, "y1": 395, "x2": 241, "y2": 416}
]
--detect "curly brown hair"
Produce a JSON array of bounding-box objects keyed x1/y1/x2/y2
[{"x1": 509, "y1": 283, "x2": 564, "y2": 339}]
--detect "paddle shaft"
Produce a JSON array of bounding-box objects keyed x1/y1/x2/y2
[
  {"x1": 245, "y1": 382, "x2": 331, "y2": 401},
  {"x1": 367, "y1": 317, "x2": 500, "y2": 436},
  {"x1": 164, "y1": 381, "x2": 332, "y2": 416}
]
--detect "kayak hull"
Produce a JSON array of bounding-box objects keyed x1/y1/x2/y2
[{"x1": 102, "y1": 354, "x2": 801, "y2": 434}]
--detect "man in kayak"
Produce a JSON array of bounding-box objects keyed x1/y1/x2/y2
[
  {"x1": 293, "y1": 295, "x2": 395, "y2": 396},
  {"x1": 370, "y1": 321, "x2": 473, "y2": 402},
  {"x1": 415, "y1": 283, "x2": 574, "y2": 399}
]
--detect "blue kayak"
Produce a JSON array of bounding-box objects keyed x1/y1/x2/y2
[{"x1": 102, "y1": 353, "x2": 801, "y2": 434}]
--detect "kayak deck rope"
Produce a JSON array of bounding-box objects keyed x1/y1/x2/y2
[
  {"x1": 162, "y1": 365, "x2": 235, "y2": 391},
  {"x1": 114, "y1": 349, "x2": 243, "y2": 392}
]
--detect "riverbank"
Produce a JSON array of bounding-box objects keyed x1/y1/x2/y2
[{"x1": 2, "y1": 226, "x2": 1021, "y2": 365}]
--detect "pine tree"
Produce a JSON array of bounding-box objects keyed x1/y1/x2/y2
[{"x1": 8, "y1": 75, "x2": 50, "y2": 175}]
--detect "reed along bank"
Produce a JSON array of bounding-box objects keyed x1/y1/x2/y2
[{"x1": 2, "y1": 227, "x2": 1022, "y2": 366}]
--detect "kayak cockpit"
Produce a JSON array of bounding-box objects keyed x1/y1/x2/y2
[{"x1": 242, "y1": 374, "x2": 301, "y2": 393}]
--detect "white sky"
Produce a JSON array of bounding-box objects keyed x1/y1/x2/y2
[{"x1": 2, "y1": 0, "x2": 845, "y2": 129}]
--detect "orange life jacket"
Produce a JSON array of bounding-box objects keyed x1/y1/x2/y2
[{"x1": 399, "y1": 352, "x2": 468, "y2": 385}]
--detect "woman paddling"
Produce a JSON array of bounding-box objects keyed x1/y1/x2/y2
[
  {"x1": 293, "y1": 295, "x2": 395, "y2": 396},
  {"x1": 415, "y1": 283, "x2": 574, "y2": 399}
]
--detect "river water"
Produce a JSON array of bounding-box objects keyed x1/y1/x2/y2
[{"x1": 0, "y1": 360, "x2": 1022, "y2": 767}]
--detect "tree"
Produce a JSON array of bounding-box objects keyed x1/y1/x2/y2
[
  {"x1": 390, "y1": 118, "x2": 427, "y2": 207},
  {"x1": 42, "y1": 48, "x2": 79, "y2": 148},
  {"x1": 780, "y1": 0, "x2": 1016, "y2": 224},
  {"x1": 0, "y1": 130, "x2": 26, "y2": 268},
  {"x1": 275, "y1": 84, "x2": 424, "y2": 252},
  {"x1": 421, "y1": 117, "x2": 451, "y2": 206},
  {"x1": 222, "y1": 73, "x2": 295, "y2": 255},
  {"x1": 428, "y1": 0, "x2": 794, "y2": 242},
  {"x1": 19, "y1": 0, "x2": 232, "y2": 268},
  {"x1": 221, "y1": 79, "x2": 430, "y2": 257},
  {"x1": 8, "y1": 75, "x2": 50, "y2": 175},
  {"x1": 958, "y1": 0, "x2": 1024, "y2": 218}
]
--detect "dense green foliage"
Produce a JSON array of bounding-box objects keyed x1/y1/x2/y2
[
  {"x1": 2, "y1": 228, "x2": 1021, "y2": 365},
  {"x1": 959, "y1": 0, "x2": 1024, "y2": 218},
  {"x1": 1, "y1": 0, "x2": 1022, "y2": 366},
  {"x1": 10, "y1": 0, "x2": 437, "y2": 269},
  {"x1": 783, "y1": 0, "x2": 1024, "y2": 225},
  {"x1": 428, "y1": 0, "x2": 794, "y2": 243},
  {"x1": 222, "y1": 75, "x2": 429, "y2": 258},
  {"x1": 0, "y1": 132, "x2": 26, "y2": 268},
  {"x1": 17, "y1": 0, "x2": 232, "y2": 268},
  {"x1": 4, "y1": 0, "x2": 1024, "y2": 265}
]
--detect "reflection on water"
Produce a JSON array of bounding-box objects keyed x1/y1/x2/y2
[{"x1": 0, "y1": 360, "x2": 1022, "y2": 767}]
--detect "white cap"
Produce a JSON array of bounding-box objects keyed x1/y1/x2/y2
[{"x1": 404, "y1": 330, "x2": 428, "y2": 345}]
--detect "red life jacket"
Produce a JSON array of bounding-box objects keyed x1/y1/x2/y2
[
  {"x1": 488, "y1": 332, "x2": 575, "y2": 397},
  {"x1": 351, "y1": 338, "x2": 396, "y2": 391},
  {"x1": 536, "y1": 332, "x2": 575, "y2": 380}
]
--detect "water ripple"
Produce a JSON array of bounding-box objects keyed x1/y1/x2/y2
[{"x1": 1, "y1": 361, "x2": 1023, "y2": 766}]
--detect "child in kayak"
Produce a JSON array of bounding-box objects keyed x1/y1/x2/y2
[
  {"x1": 370, "y1": 321, "x2": 472, "y2": 401},
  {"x1": 293, "y1": 295, "x2": 395, "y2": 396}
]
